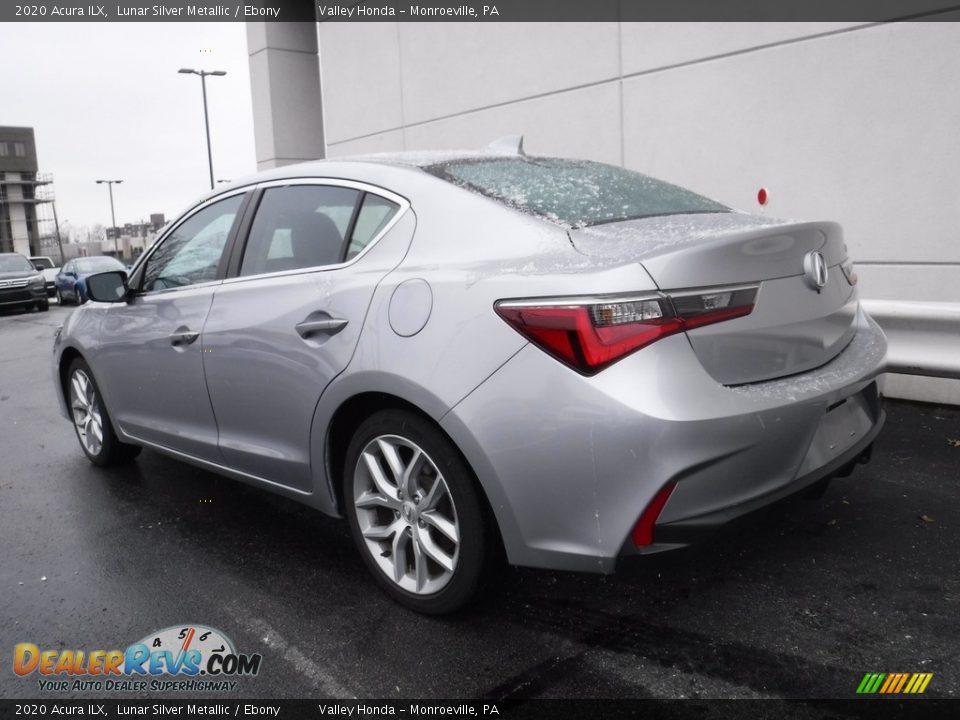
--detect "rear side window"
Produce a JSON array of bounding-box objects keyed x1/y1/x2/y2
[
  {"x1": 240, "y1": 185, "x2": 359, "y2": 276},
  {"x1": 346, "y1": 194, "x2": 400, "y2": 260},
  {"x1": 425, "y1": 157, "x2": 729, "y2": 228}
]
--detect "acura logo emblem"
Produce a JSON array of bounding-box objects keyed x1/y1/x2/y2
[{"x1": 803, "y1": 251, "x2": 829, "y2": 291}]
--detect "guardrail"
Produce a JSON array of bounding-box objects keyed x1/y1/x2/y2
[{"x1": 861, "y1": 299, "x2": 960, "y2": 380}]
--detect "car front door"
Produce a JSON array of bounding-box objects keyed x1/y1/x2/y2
[
  {"x1": 201, "y1": 180, "x2": 412, "y2": 492},
  {"x1": 94, "y1": 191, "x2": 249, "y2": 461}
]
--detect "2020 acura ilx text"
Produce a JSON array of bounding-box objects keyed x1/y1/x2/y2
[{"x1": 53, "y1": 140, "x2": 886, "y2": 613}]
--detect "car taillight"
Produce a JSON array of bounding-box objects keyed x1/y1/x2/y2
[
  {"x1": 840, "y1": 260, "x2": 858, "y2": 286},
  {"x1": 495, "y1": 286, "x2": 757, "y2": 375}
]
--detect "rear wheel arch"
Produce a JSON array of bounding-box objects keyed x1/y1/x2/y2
[{"x1": 325, "y1": 392, "x2": 504, "y2": 557}]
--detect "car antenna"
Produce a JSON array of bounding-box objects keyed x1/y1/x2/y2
[{"x1": 485, "y1": 135, "x2": 526, "y2": 156}]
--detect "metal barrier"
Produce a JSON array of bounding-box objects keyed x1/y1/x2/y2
[{"x1": 861, "y1": 300, "x2": 960, "y2": 380}]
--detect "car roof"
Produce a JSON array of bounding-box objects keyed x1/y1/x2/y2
[{"x1": 192, "y1": 144, "x2": 528, "y2": 208}]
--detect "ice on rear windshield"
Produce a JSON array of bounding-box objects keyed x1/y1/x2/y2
[{"x1": 424, "y1": 157, "x2": 729, "y2": 228}]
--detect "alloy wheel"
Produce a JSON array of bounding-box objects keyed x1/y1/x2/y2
[
  {"x1": 353, "y1": 435, "x2": 461, "y2": 594},
  {"x1": 70, "y1": 369, "x2": 103, "y2": 456}
]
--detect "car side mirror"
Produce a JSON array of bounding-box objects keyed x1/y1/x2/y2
[{"x1": 86, "y1": 271, "x2": 129, "y2": 303}]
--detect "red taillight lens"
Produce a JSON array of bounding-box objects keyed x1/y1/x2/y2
[
  {"x1": 495, "y1": 286, "x2": 757, "y2": 375},
  {"x1": 631, "y1": 481, "x2": 676, "y2": 546}
]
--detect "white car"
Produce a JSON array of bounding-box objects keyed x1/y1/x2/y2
[{"x1": 29, "y1": 256, "x2": 60, "y2": 297}]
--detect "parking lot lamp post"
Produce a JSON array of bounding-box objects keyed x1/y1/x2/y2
[
  {"x1": 178, "y1": 68, "x2": 227, "y2": 190},
  {"x1": 95, "y1": 179, "x2": 122, "y2": 257}
]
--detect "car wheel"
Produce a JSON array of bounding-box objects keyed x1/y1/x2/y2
[
  {"x1": 38, "y1": 299, "x2": 50, "y2": 312},
  {"x1": 343, "y1": 410, "x2": 490, "y2": 614},
  {"x1": 67, "y1": 358, "x2": 141, "y2": 467},
  {"x1": 56, "y1": 289, "x2": 68, "y2": 305}
]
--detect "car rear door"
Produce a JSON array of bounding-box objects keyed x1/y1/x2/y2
[
  {"x1": 94, "y1": 190, "x2": 250, "y2": 461},
  {"x1": 200, "y1": 179, "x2": 412, "y2": 492}
]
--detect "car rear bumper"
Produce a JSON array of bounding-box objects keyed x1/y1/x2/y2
[
  {"x1": 442, "y1": 304, "x2": 887, "y2": 573},
  {"x1": 624, "y1": 394, "x2": 883, "y2": 557}
]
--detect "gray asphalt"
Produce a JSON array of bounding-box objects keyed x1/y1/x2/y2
[{"x1": 1, "y1": 302, "x2": 958, "y2": 700}]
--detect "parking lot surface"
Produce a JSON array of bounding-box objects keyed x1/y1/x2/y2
[{"x1": 1, "y1": 303, "x2": 958, "y2": 700}]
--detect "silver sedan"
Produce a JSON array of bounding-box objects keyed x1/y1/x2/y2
[{"x1": 53, "y1": 141, "x2": 886, "y2": 613}]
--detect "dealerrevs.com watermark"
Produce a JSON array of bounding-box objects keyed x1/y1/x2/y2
[{"x1": 13, "y1": 624, "x2": 262, "y2": 693}]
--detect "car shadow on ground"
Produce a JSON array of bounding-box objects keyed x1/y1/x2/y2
[{"x1": 80, "y1": 398, "x2": 956, "y2": 698}]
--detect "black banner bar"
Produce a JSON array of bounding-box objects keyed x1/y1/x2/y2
[
  {"x1": 2, "y1": 699, "x2": 960, "y2": 720},
  {"x1": 2, "y1": 0, "x2": 960, "y2": 23}
]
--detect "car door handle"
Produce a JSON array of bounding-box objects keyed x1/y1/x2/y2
[
  {"x1": 169, "y1": 329, "x2": 200, "y2": 346},
  {"x1": 295, "y1": 317, "x2": 348, "y2": 339}
]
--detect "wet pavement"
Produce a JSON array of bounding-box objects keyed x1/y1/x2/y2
[{"x1": 1, "y1": 303, "x2": 958, "y2": 700}]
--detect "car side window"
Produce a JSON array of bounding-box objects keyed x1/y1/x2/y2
[
  {"x1": 141, "y1": 194, "x2": 244, "y2": 292},
  {"x1": 63, "y1": 261, "x2": 73, "y2": 274},
  {"x1": 239, "y1": 185, "x2": 360, "y2": 276},
  {"x1": 346, "y1": 194, "x2": 400, "y2": 260}
]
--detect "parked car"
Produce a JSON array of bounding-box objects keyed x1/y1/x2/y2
[
  {"x1": 0, "y1": 252, "x2": 49, "y2": 312},
  {"x1": 52, "y1": 142, "x2": 887, "y2": 613},
  {"x1": 54, "y1": 256, "x2": 126, "y2": 305},
  {"x1": 29, "y1": 255, "x2": 60, "y2": 296}
]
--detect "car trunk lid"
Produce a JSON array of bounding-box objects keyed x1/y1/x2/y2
[{"x1": 569, "y1": 213, "x2": 858, "y2": 385}]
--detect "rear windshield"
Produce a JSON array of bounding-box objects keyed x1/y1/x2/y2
[
  {"x1": 30, "y1": 257, "x2": 54, "y2": 269},
  {"x1": 0, "y1": 255, "x2": 33, "y2": 272},
  {"x1": 424, "y1": 157, "x2": 729, "y2": 228}
]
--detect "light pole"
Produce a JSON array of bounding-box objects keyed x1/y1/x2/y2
[
  {"x1": 51, "y1": 201, "x2": 66, "y2": 266},
  {"x1": 95, "y1": 179, "x2": 122, "y2": 257},
  {"x1": 178, "y1": 68, "x2": 227, "y2": 190}
]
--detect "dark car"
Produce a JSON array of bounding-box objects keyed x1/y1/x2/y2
[
  {"x1": 55, "y1": 256, "x2": 126, "y2": 305},
  {"x1": 0, "y1": 252, "x2": 49, "y2": 313}
]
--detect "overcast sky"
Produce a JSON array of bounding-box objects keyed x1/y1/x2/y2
[{"x1": 2, "y1": 22, "x2": 258, "y2": 231}]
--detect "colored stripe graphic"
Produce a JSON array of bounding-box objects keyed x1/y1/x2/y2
[
  {"x1": 879, "y1": 673, "x2": 897, "y2": 693},
  {"x1": 857, "y1": 672, "x2": 932, "y2": 694},
  {"x1": 893, "y1": 673, "x2": 910, "y2": 693}
]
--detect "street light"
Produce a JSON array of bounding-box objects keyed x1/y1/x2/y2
[
  {"x1": 178, "y1": 68, "x2": 227, "y2": 190},
  {"x1": 95, "y1": 179, "x2": 123, "y2": 256}
]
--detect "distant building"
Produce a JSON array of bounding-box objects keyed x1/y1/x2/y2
[
  {"x1": 101, "y1": 214, "x2": 166, "y2": 261},
  {"x1": 0, "y1": 126, "x2": 59, "y2": 260}
]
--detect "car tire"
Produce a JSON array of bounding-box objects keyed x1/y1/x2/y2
[
  {"x1": 56, "y1": 289, "x2": 68, "y2": 305},
  {"x1": 66, "y1": 358, "x2": 141, "y2": 467},
  {"x1": 38, "y1": 299, "x2": 50, "y2": 312},
  {"x1": 343, "y1": 409, "x2": 491, "y2": 614}
]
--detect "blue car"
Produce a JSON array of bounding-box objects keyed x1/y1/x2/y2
[{"x1": 55, "y1": 256, "x2": 127, "y2": 305}]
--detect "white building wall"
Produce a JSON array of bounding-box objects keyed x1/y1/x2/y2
[{"x1": 298, "y1": 21, "x2": 960, "y2": 402}]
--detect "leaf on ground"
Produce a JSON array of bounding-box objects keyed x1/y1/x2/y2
[
  {"x1": 947, "y1": 438, "x2": 960, "y2": 448},
  {"x1": 920, "y1": 515, "x2": 936, "y2": 524}
]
